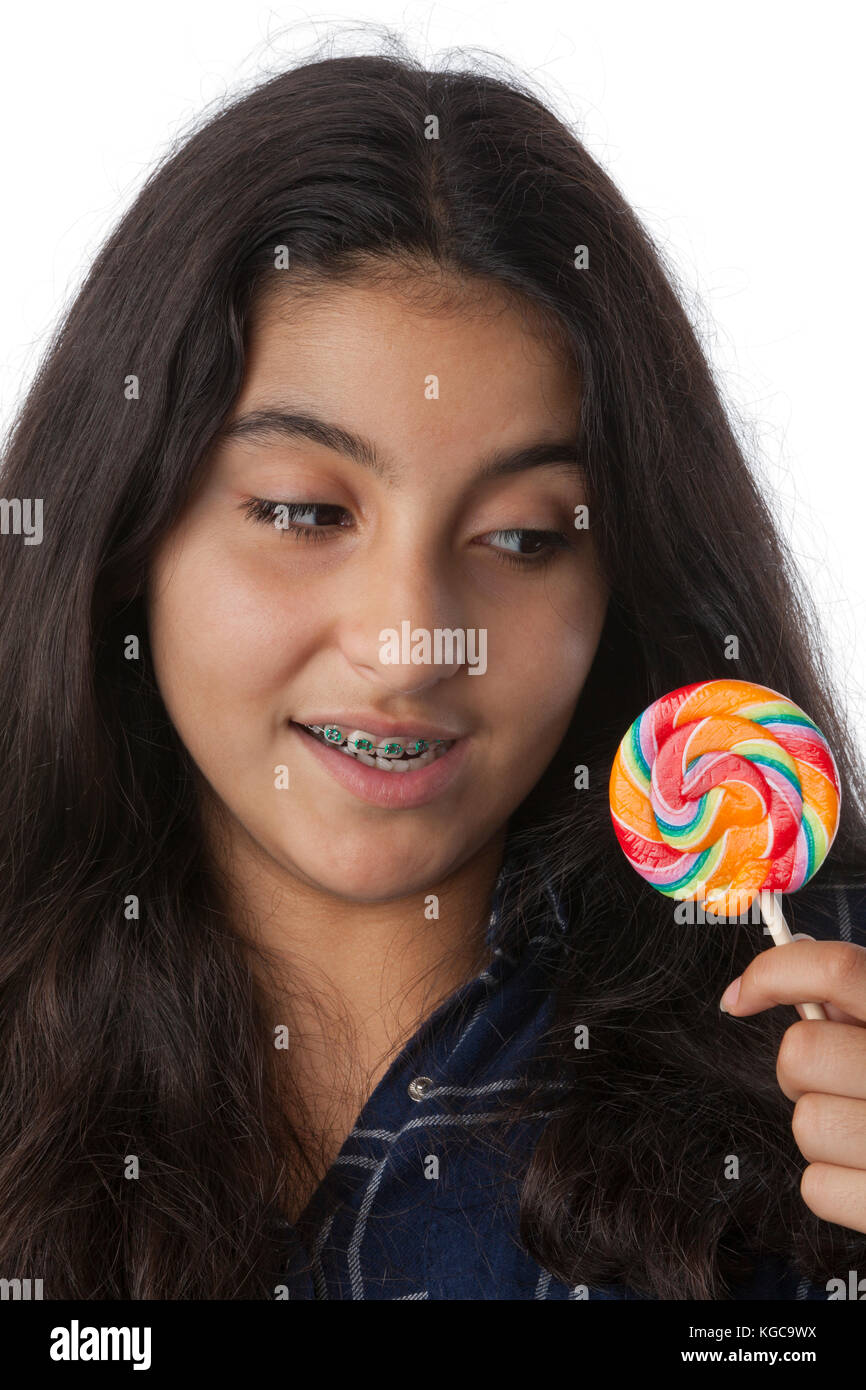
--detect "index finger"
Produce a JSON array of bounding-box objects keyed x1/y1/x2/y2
[{"x1": 722, "y1": 940, "x2": 866, "y2": 1024}]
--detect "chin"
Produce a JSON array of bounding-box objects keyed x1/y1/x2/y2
[
  {"x1": 278, "y1": 838, "x2": 457, "y2": 904},
  {"x1": 285, "y1": 868, "x2": 416, "y2": 904}
]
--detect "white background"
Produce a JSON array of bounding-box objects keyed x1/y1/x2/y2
[{"x1": 2, "y1": 1, "x2": 863, "y2": 747}]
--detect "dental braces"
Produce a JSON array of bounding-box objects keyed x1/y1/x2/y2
[{"x1": 306, "y1": 724, "x2": 448, "y2": 758}]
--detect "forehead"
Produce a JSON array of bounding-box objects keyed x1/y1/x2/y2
[{"x1": 237, "y1": 272, "x2": 580, "y2": 429}]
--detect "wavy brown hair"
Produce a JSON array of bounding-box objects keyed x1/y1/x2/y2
[{"x1": 2, "y1": 35, "x2": 865, "y2": 1298}]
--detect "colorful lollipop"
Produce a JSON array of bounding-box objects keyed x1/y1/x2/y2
[{"x1": 609, "y1": 678, "x2": 842, "y2": 1019}]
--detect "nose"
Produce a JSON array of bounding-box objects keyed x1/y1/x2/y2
[{"x1": 337, "y1": 543, "x2": 466, "y2": 695}]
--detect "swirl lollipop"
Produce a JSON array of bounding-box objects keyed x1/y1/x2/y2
[{"x1": 609, "y1": 678, "x2": 841, "y2": 1019}]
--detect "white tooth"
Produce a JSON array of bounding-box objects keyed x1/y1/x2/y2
[
  {"x1": 411, "y1": 749, "x2": 435, "y2": 769},
  {"x1": 348, "y1": 729, "x2": 377, "y2": 754},
  {"x1": 338, "y1": 740, "x2": 381, "y2": 769},
  {"x1": 391, "y1": 759, "x2": 411, "y2": 773},
  {"x1": 376, "y1": 740, "x2": 408, "y2": 760},
  {"x1": 373, "y1": 755, "x2": 393, "y2": 771}
]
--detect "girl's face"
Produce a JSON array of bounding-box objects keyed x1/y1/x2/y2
[{"x1": 147, "y1": 278, "x2": 608, "y2": 902}]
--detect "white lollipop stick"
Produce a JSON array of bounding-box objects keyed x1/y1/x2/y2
[{"x1": 758, "y1": 890, "x2": 827, "y2": 1020}]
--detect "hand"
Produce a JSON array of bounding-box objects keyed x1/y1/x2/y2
[{"x1": 720, "y1": 938, "x2": 866, "y2": 1236}]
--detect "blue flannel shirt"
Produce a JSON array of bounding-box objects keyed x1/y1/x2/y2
[{"x1": 274, "y1": 866, "x2": 866, "y2": 1300}]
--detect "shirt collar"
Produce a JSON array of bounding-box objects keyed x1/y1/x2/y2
[{"x1": 483, "y1": 844, "x2": 569, "y2": 956}]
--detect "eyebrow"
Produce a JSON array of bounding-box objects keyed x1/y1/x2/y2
[{"x1": 217, "y1": 407, "x2": 584, "y2": 483}]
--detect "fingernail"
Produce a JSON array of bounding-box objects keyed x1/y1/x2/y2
[{"x1": 719, "y1": 975, "x2": 742, "y2": 1013}]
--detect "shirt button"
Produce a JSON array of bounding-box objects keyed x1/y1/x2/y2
[{"x1": 408, "y1": 1076, "x2": 434, "y2": 1102}]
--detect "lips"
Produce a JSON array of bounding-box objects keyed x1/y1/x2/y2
[{"x1": 289, "y1": 719, "x2": 470, "y2": 808}]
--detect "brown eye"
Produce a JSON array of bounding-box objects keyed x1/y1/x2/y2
[
  {"x1": 240, "y1": 498, "x2": 351, "y2": 539},
  {"x1": 480, "y1": 528, "x2": 571, "y2": 569}
]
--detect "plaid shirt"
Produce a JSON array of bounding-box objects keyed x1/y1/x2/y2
[{"x1": 274, "y1": 868, "x2": 866, "y2": 1300}]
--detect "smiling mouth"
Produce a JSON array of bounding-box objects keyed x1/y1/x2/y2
[{"x1": 294, "y1": 722, "x2": 456, "y2": 772}]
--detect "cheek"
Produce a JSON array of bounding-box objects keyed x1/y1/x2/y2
[
  {"x1": 147, "y1": 535, "x2": 309, "y2": 743},
  {"x1": 489, "y1": 564, "x2": 607, "y2": 730}
]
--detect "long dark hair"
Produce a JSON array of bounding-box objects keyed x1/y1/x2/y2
[{"x1": 2, "y1": 37, "x2": 865, "y2": 1299}]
